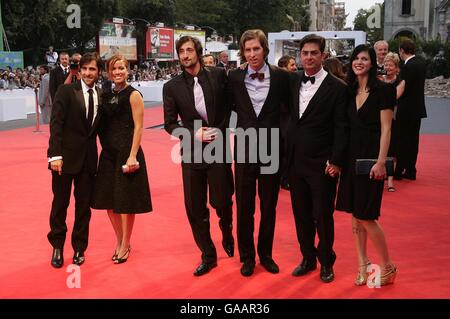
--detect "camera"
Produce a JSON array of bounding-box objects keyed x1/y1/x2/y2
[
  {"x1": 70, "y1": 62, "x2": 79, "y2": 70},
  {"x1": 377, "y1": 68, "x2": 387, "y2": 76}
]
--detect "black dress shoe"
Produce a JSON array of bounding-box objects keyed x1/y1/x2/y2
[
  {"x1": 292, "y1": 258, "x2": 317, "y2": 276},
  {"x1": 320, "y1": 265, "x2": 335, "y2": 283},
  {"x1": 220, "y1": 225, "x2": 234, "y2": 257},
  {"x1": 280, "y1": 178, "x2": 290, "y2": 190},
  {"x1": 403, "y1": 171, "x2": 416, "y2": 180},
  {"x1": 51, "y1": 248, "x2": 64, "y2": 268},
  {"x1": 261, "y1": 259, "x2": 279, "y2": 274},
  {"x1": 193, "y1": 262, "x2": 217, "y2": 276},
  {"x1": 72, "y1": 251, "x2": 85, "y2": 266},
  {"x1": 240, "y1": 261, "x2": 255, "y2": 277},
  {"x1": 222, "y1": 239, "x2": 234, "y2": 257}
]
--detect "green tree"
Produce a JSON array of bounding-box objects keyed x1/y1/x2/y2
[{"x1": 3, "y1": 0, "x2": 114, "y2": 65}]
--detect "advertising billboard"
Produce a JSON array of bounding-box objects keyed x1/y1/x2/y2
[
  {"x1": 98, "y1": 22, "x2": 137, "y2": 60},
  {"x1": 173, "y1": 29, "x2": 206, "y2": 60},
  {"x1": 146, "y1": 27, "x2": 174, "y2": 60},
  {"x1": 0, "y1": 51, "x2": 24, "y2": 69}
]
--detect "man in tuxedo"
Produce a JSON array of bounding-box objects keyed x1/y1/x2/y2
[
  {"x1": 163, "y1": 36, "x2": 234, "y2": 276},
  {"x1": 228, "y1": 29, "x2": 289, "y2": 277},
  {"x1": 47, "y1": 52, "x2": 103, "y2": 268},
  {"x1": 49, "y1": 52, "x2": 70, "y2": 101},
  {"x1": 217, "y1": 51, "x2": 229, "y2": 70},
  {"x1": 374, "y1": 40, "x2": 389, "y2": 76},
  {"x1": 395, "y1": 38, "x2": 427, "y2": 181},
  {"x1": 287, "y1": 34, "x2": 348, "y2": 283}
]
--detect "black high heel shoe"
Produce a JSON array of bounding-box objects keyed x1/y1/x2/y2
[
  {"x1": 112, "y1": 250, "x2": 118, "y2": 262},
  {"x1": 114, "y1": 247, "x2": 131, "y2": 264}
]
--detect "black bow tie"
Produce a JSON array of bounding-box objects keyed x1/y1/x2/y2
[
  {"x1": 249, "y1": 72, "x2": 265, "y2": 81},
  {"x1": 302, "y1": 75, "x2": 316, "y2": 84}
]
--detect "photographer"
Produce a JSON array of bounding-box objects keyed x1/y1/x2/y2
[
  {"x1": 45, "y1": 46, "x2": 59, "y2": 68},
  {"x1": 64, "y1": 53, "x2": 82, "y2": 85}
]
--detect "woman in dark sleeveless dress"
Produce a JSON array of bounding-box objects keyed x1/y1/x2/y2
[
  {"x1": 336, "y1": 45, "x2": 397, "y2": 286},
  {"x1": 382, "y1": 52, "x2": 405, "y2": 192},
  {"x1": 92, "y1": 55, "x2": 152, "y2": 264}
]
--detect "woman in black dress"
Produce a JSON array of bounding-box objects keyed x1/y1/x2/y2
[
  {"x1": 382, "y1": 52, "x2": 405, "y2": 192},
  {"x1": 336, "y1": 45, "x2": 397, "y2": 286},
  {"x1": 92, "y1": 55, "x2": 152, "y2": 264}
]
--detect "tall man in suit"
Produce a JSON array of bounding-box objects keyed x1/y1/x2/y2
[
  {"x1": 163, "y1": 36, "x2": 234, "y2": 276},
  {"x1": 395, "y1": 38, "x2": 427, "y2": 181},
  {"x1": 287, "y1": 34, "x2": 348, "y2": 283},
  {"x1": 47, "y1": 52, "x2": 103, "y2": 268},
  {"x1": 49, "y1": 52, "x2": 70, "y2": 101},
  {"x1": 217, "y1": 51, "x2": 229, "y2": 70},
  {"x1": 228, "y1": 29, "x2": 289, "y2": 276}
]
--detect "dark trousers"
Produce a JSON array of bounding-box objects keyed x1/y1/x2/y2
[
  {"x1": 289, "y1": 167, "x2": 337, "y2": 267},
  {"x1": 396, "y1": 117, "x2": 421, "y2": 175},
  {"x1": 235, "y1": 163, "x2": 280, "y2": 264},
  {"x1": 182, "y1": 163, "x2": 234, "y2": 264},
  {"x1": 47, "y1": 165, "x2": 93, "y2": 252}
]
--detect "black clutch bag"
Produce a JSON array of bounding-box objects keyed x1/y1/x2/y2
[{"x1": 355, "y1": 158, "x2": 394, "y2": 176}]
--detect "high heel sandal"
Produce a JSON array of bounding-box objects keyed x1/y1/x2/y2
[
  {"x1": 114, "y1": 247, "x2": 131, "y2": 264},
  {"x1": 354, "y1": 261, "x2": 371, "y2": 286},
  {"x1": 112, "y1": 250, "x2": 118, "y2": 262},
  {"x1": 380, "y1": 264, "x2": 397, "y2": 286}
]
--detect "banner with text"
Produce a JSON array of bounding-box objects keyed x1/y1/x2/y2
[
  {"x1": 98, "y1": 22, "x2": 137, "y2": 61},
  {"x1": 173, "y1": 29, "x2": 206, "y2": 60},
  {"x1": 146, "y1": 27, "x2": 174, "y2": 60}
]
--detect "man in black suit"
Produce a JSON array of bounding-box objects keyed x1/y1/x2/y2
[
  {"x1": 395, "y1": 38, "x2": 427, "y2": 181},
  {"x1": 47, "y1": 52, "x2": 103, "y2": 268},
  {"x1": 49, "y1": 52, "x2": 70, "y2": 101},
  {"x1": 216, "y1": 51, "x2": 229, "y2": 70},
  {"x1": 163, "y1": 36, "x2": 234, "y2": 276},
  {"x1": 228, "y1": 29, "x2": 289, "y2": 276},
  {"x1": 287, "y1": 34, "x2": 348, "y2": 283}
]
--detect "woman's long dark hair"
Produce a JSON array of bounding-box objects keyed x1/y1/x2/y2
[{"x1": 347, "y1": 44, "x2": 378, "y2": 96}]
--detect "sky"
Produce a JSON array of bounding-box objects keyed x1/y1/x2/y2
[{"x1": 343, "y1": 0, "x2": 380, "y2": 28}]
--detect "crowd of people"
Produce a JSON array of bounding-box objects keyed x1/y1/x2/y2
[{"x1": 45, "y1": 30, "x2": 427, "y2": 290}]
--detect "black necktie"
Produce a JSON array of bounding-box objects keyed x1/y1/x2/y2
[
  {"x1": 87, "y1": 89, "x2": 94, "y2": 127},
  {"x1": 302, "y1": 75, "x2": 316, "y2": 84},
  {"x1": 249, "y1": 72, "x2": 265, "y2": 81},
  {"x1": 64, "y1": 68, "x2": 68, "y2": 76}
]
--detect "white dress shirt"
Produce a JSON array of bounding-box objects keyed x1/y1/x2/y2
[
  {"x1": 245, "y1": 63, "x2": 270, "y2": 117},
  {"x1": 404, "y1": 55, "x2": 415, "y2": 65},
  {"x1": 60, "y1": 65, "x2": 69, "y2": 75},
  {"x1": 81, "y1": 79, "x2": 99, "y2": 123},
  {"x1": 299, "y1": 67, "x2": 328, "y2": 119}
]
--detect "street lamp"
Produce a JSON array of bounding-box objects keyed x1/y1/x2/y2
[
  {"x1": 286, "y1": 14, "x2": 300, "y2": 32},
  {"x1": 113, "y1": 16, "x2": 134, "y2": 25},
  {"x1": 131, "y1": 18, "x2": 152, "y2": 27}
]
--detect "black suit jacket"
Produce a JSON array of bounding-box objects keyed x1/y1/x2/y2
[
  {"x1": 47, "y1": 82, "x2": 102, "y2": 175},
  {"x1": 228, "y1": 64, "x2": 289, "y2": 164},
  {"x1": 163, "y1": 67, "x2": 231, "y2": 167},
  {"x1": 287, "y1": 71, "x2": 348, "y2": 174},
  {"x1": 398, "y1": 56, "x2": 427, "y2": 119},
  {"x1": 49, "y1": 66, "x2": 69, "y2": 101}
]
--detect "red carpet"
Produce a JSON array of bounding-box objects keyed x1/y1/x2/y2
[{"x1": 1, "y1": 106, "x2": 450, "y2": 299}]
